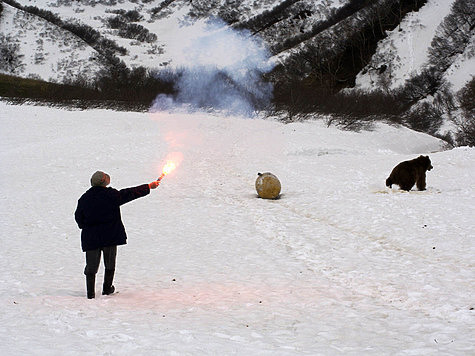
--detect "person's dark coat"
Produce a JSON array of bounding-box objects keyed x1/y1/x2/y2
[{"x1": 75, "y1": 184, "x2": 150, "y2": 251}]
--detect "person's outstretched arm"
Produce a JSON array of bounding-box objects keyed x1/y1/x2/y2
[{"x1": 118, "y1": 181, "x2": 159, "y2": 205}]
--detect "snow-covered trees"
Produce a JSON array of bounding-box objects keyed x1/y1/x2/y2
[
  {"x1": 402, "y1": 0, "x2": 474, "y2": 140},
  {"x1": 428, "y1": 0, "x2": 474, "y2": 72},
  {"x1": 454, "y1": 78, "x2": 475, "y2": 146},
  {"x1": 0, "y1": 35, "x2": 24, "y2": 74},
  {"x1": 106, "y1": 11, "x2": 156, "y2": 43}
]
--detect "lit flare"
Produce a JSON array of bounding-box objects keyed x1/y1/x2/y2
[{"x1": 157, "y1": 161, "x2": 176, "y2": 181}]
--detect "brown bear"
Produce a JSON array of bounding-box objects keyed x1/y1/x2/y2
[{"x1": 386, "y1": 155, "x2": 433, "y2": 191}]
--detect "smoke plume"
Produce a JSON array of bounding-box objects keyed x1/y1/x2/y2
[{"x1": 150, "y1": 18, "x2": 274, "y2": 117}]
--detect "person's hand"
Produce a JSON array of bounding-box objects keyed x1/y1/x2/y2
[{"x1": 149, "y1": 181, "x2": 160, "y2": 189}]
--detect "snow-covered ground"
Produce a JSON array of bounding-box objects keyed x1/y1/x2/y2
[{"x1": 0, "y1": 102, "x2": 473, "y2": 355}]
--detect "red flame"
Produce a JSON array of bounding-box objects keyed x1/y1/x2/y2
[
  {"x1": 161, "y1": 161, "x2": 176, "y2": 176},
  {"x1": 157, "y1": 152, "x2": 183, "y2": 180}
]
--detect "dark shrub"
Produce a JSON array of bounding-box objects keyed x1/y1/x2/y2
[
  {"x1": 94, "y1": 63, "x2": 175, "y2": 102},
  {"x1": 404, "y1": 102, "x2": 443, "y2": 135},
  {"x1": 457, "y1": 77, "x2": 475, "y2": 115},
  {"x1": 107, "y1": 16, "x2": 127, "y2": 29},
  {"x1": 454, "y1": 78, "x2": 475, "y2": 146},
  {"x1": 23, "y1": 5, "x2": 63, "y2": 24},
  {"x1": 123, "y1": 10, "x2": 142, "y2": 22},
  {"x1": 402, "y1": 67, "x2": 442, "y2": 104},
  {"x1": 0, "y1": 35, "x2": 24, "y2": 73},
  {"x1": 118, "y1": 23, "x2": 157, "y2": 42}
]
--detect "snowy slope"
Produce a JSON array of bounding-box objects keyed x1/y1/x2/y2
[
  {"x1": 3, "y1": 0, "x2": 472, "y2": 95},
  {"x1": 444, "y1": 43, "x2": 475, "y2": 92},
  {"x1": 354, "y1": 0, "x2": 473, "y2": 92},
  {"x1": 0, "y1": 101, "x2": 473, "y2": 355},
  {"x1": 0, "y1": 3, "x2": 103, "y2": 82}
]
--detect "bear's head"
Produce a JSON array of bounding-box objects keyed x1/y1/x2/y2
[{"x1": 419, "y1": 155, "x2": 433, "y2": 171}]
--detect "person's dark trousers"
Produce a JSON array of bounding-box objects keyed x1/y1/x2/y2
[
  {"x1": 84, "y1": 246, "x2": 117, "y2": 298},
  {"x1": 102, "y1": 269, "x2": 115, "y2": 295},
  {"x1": 86, "y1": 274, "x2": 95, "y2": 299}
]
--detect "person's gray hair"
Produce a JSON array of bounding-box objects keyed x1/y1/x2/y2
[{"x1": 90, "y1": 171, "x2": 110, "y2": 187}]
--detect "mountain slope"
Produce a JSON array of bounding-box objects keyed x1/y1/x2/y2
[
  {"x1": 0, "y1": 3, "x2": 103, "y2": 82},
  {"x1": 354, "y1": 0, "x2": 473, "y2": 92},
  {"x1": 0, "y1": 0, "x2": 473, "y2": 127}
]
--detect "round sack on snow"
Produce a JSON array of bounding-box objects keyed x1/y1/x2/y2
[{"x1": 255, "y1": 172, "x2": 281, "y2": 199}]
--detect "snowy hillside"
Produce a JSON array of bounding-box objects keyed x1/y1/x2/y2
[
  {"x1": 354, "y1": 0, "x2": 474, "y2": 92},
  {"x1": 355, "y1": 0, "x2": 452, "y2": 90},
  {"x1": 1, "y1": 101, "x2": 474, "y2": 354},
  {"x1": 0, "y1": 3, "x2": 103, "y2": 82},
  {"x1": 1, "y1": 0, "x2": 472, "y2": 95},
  {"x1": 1, "y1": 0, "x2": 347, "y2": 74}
]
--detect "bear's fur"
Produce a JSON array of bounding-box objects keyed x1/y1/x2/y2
[{"x1": 386, "y1": 155, "x2": 433, "y2": 191}]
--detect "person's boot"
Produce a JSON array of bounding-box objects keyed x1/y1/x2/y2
[
  {"x1": 86, "y1": 274, "x2": 95, "y2": 299},
  {"x1": 102, "y1": 269, "x2": 115, "y2": 295}
]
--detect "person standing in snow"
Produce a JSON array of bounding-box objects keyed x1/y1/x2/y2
[{"x1": 75, "y1": 171, "x2": 160, "y2": 299}]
